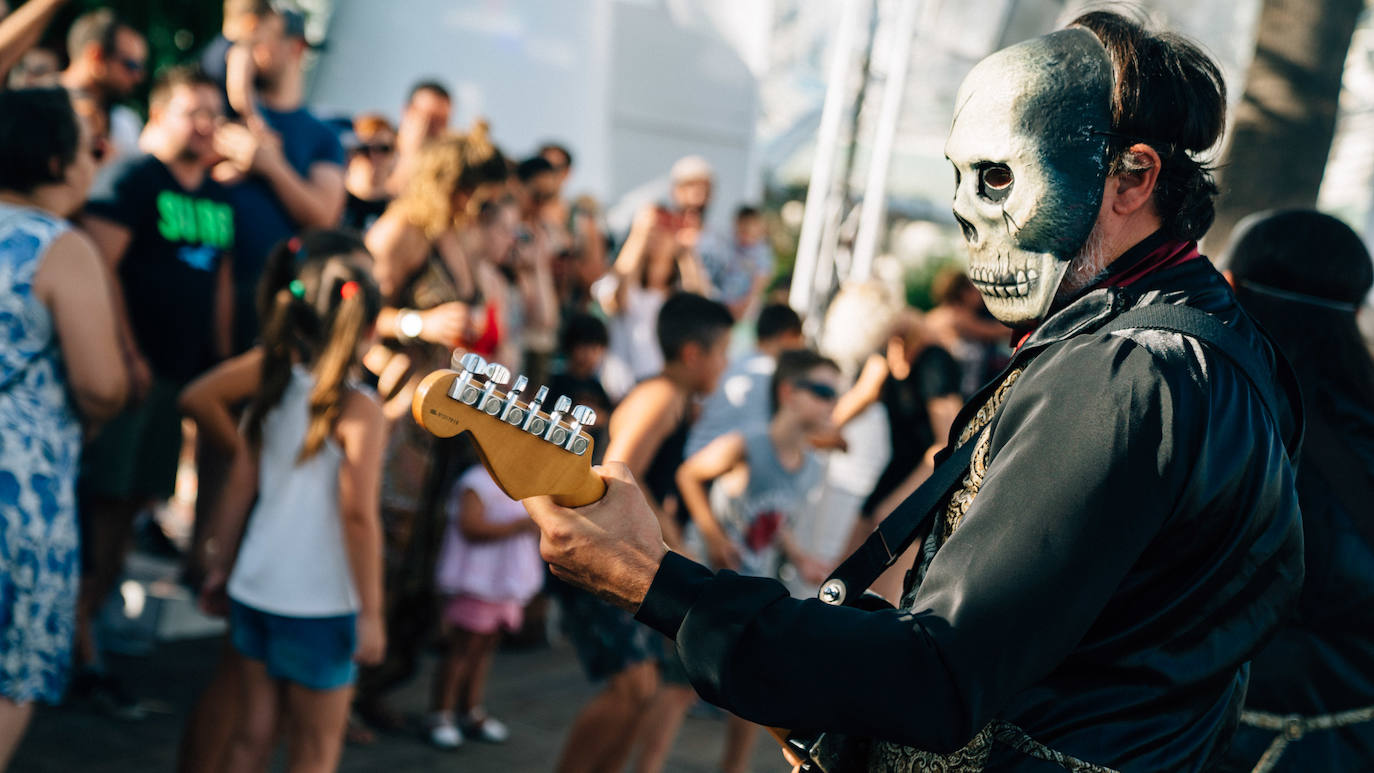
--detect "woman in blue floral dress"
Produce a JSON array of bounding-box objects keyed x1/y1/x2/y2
[{"x1": 0, "y1": 88, "x2": 126, "y2": 767}]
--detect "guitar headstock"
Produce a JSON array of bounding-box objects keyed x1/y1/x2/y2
[{"x1": 412, "y1": 352, "x2": 606, "y2": 508}]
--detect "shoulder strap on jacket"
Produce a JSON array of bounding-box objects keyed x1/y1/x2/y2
[
  {"x1": 1100, "y1": 303, "x2": 1304, "y2": 459},
  {"x1": 816, "y1": 436, "x2": 978, "y2": 607}
]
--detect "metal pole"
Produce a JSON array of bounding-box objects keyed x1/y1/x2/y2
[
  {"x1": 850, "y1": 0, "x2": 930, "y2": 283},
  {"x1": 789, "y1": 0, "x2": 870, "y2": 315}
]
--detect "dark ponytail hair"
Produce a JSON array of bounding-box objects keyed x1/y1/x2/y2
[
  {"x1": 1072, "y1": 10, "x2": 1227, "y2": 242},
  {"x1": 245, "y1": 229, "x2": 383, "y2": 461}
]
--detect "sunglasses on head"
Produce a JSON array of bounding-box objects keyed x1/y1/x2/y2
[{"x1": 793, "y1": 380, "x2": 838, "y2": 401}]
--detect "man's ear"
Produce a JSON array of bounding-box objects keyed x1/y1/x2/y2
[
  {"x1": 676, "y1": 340, "x2": 702, "y2": 368},
  {"x1": 1110, "y1": 143, "x2": 1162, "y2": 216},
  {"x1": 86, "y1": 44, "x2": 110, "y2": 77}
]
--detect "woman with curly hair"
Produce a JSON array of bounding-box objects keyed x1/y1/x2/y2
[{"x1": 353, "y1": 126, "x2": 509, "y2": 735}]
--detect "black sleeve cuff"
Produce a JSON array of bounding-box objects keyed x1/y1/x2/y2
[{"x1": 634, "y1": 550, "x2": 715, "y2": 639}]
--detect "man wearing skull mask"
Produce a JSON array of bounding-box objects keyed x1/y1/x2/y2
[{"x1": 524, "y1": 11, "x2": 1303, "y2": 772}]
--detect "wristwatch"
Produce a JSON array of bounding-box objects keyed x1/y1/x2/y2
[{"x1": 398, "y1": 308, "x2": 424, "y2": 342}]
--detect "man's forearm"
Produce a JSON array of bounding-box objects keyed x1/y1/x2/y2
[
  {"x1": 0, "y1": 0, "x2": 66, "y2": 77},
  {"x1": 258, "y1": 157, "x2": 343, "y2": 228}
]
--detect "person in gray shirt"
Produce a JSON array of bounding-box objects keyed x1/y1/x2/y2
[{"x1": 685, "y1": 303, "x2": 803, "y2": 458}]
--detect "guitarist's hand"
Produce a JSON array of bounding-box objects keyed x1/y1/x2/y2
[{"x1": 524, "y1": 462, "x2": 669, "y2": 612}]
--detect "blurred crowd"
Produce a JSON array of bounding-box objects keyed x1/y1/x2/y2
[
  {"x1": 0, "y1": 2, "x2": 1016, "y2": 770},
  {"x1": 2, "y1": 2, "x2": 1371, "y2": 773}
]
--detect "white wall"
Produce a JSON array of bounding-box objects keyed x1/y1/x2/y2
[{"x1": 309, "y1": 0, "x2": 760, "y2": 236}]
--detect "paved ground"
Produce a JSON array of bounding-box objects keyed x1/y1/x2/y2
[
  {"x1": 8, "y1": 540, "x2": 789, "y2": 773},
  {"x1": 13, "y1": 603, "x2": 788, "y2": 773}
]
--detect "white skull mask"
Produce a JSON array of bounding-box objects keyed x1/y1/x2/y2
[{"x1": 945, "y1": 28, "x2": 1114, "y2": 327}]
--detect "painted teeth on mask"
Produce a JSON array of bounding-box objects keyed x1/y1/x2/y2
[{"x1": 970, "y1": 266, "x2": 1034, "y2": 298}]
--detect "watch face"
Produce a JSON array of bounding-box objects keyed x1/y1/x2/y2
[{"x1": 401, "y1": 311, "x2": 424, "y2": 338}]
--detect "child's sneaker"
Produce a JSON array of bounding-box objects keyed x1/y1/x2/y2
[
  {"x1": 461, "y1": 711, "x2": 509, "y2": 743},
  {"x1": 427, "y1": 712, "x2": 463, "y2": 749}
]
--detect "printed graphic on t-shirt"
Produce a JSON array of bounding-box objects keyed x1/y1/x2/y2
[
  {"x1": 156, "y1": 190, "x2": 234, "y2": 252},
  {"x1": 84, "y1": 154, "x2": 238, "y2": 381}
]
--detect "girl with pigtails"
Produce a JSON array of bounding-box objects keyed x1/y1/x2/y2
[{"x1": 179, "y1": 230, "x2": 386, "y2": 773}]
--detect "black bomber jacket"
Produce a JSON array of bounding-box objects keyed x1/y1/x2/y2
[{"x1": 634, "y1": 241, "x2": 1305, "y2": 772}]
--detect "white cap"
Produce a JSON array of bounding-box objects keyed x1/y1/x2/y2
[{"x1": 670, "y1": 155, "x2": 714, "y2": 183}]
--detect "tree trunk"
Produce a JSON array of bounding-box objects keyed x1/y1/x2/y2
[{"x1": 1208, "y1": 0, "x2": 1365, "y2": 250}]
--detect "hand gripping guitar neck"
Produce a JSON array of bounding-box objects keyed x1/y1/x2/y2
[{"x1": 413, "y1": 356, "x2": 824, "y2": 764}]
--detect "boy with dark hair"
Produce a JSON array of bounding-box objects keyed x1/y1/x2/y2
[
  {"x1": 638, "y1": 348, "x2": 838, "y2": 773},
  {"x1": 547, "y1": 313, "x2": 613, "y2": 461},
  {"x1": 551, "y1": 292, "x2": 732, "y2": 773},
  {"x1": 686, "y1": 302, "x2": 803, "y2": 457}
]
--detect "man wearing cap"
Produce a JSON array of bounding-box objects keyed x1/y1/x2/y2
[
  {"x1": 527, "y1": 10, "x2": 1303, "y2": 772},
  {"x1": 212, "y1": 3, "x2": 345, "y2": 353}
]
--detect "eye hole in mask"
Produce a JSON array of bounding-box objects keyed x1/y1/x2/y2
[{"x1": 977, "y1": 163, "x2": 1014, "y2": 203}]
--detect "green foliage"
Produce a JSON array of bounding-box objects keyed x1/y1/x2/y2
[
  {"x1": 29, "y1": 0, "x2": 222, "y2": 117},
  {"x1": 904, "y1": 254, "x2": 960, "y2": 311}
]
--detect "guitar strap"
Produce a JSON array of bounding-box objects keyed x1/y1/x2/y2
[
  {"x1": 817, "y1": 302, "x2": 1303, "y2": 609},
  {"x1": 817, "y1": 433, "x2": 977, "y2": 607}
]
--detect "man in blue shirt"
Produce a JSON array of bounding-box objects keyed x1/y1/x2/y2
[{"x1": 212, "y1": 5, "x2": 345, "y2": 352}]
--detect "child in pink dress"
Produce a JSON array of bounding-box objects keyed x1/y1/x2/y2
[{"x1": 427, "y1": 464, "x2": 543, "y2": 749}]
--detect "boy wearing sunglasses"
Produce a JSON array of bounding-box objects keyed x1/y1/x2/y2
[
  {"x1": 670, "y1": 348, "x2": 838, "y2": 772},
  {"x1": 677, "y1": 348, "x2": 838, "y2": 584}
]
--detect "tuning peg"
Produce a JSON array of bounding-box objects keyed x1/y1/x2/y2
[
  {"x1": 563, "y1": 405, "x2": 597, "y2": 452},
  {"x1": 543, "y1": 395, "x2": 573, "y2": 441},
  {"x1": 521, "y1": 385, "x2": 550, "y2": 433},
  {"x1": 448, "y1": 352, "x2": 489, "y2": 403},
  {"x1": 500, "y1": 375, "x2": 528, "y2": 423},
  {"x1": 477, "y1": 363, "x2": 511, "y2": 413},
  {"x1": 453, "y1": 351, "x2": 486, "y2": 372}
]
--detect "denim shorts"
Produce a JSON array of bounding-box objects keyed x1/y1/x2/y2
[
  {"x1": 548, "y1": 578, "x2": 657, "y2": 682},
  {"x1": 229, "y1": 600, "x2": 357, "y2": 691}
]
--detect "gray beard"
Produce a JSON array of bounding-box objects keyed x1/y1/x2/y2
[{"x1": 1056, "y1": 219, "x2": 1111, "y2": 300}]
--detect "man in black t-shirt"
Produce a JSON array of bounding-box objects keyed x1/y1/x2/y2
[{"x1": 73, "y1": 67, "x2": 234, "y2": 715}]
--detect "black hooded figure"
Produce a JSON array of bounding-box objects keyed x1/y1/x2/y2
[{"x1": 1217, "y1": 210, "x2": 1374, "y2": 772}]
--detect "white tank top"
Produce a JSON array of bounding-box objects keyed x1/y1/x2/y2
[{"x1": 228, "y1": 366, "x2": 359, "y2": 617}]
